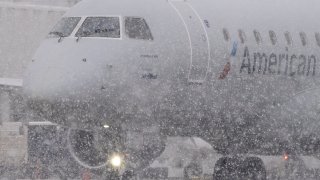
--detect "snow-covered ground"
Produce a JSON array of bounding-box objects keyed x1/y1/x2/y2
[{"x1": 0, "y1": 126, "x2": 319, "y2": 179}]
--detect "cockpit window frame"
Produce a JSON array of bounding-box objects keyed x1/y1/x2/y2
[
  {"x1": 48, "y1": 16, "x2": 82, "y2": 38},
  {"x1": 72, "y1": 15, "x2": 123, "y2": 40},
  {"x1": 124, "y1": 16, "x2": 154, "y2": 41}
]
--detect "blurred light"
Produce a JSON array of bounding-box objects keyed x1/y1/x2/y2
[
  {"x1": 283, "y1": 153, "x2": 289, "y2": 161},
  {"x1": 110, "y1": 154, "x2": 122, "y2": 167},
  {"x1": 103, "y1": 124, "x2": 110, "y2": 128}
]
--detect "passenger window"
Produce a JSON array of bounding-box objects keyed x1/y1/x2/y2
[
  {"x1": 75, "y1": 17, "x2": 120, "y2": 38},
  {"x1": 238, "y1": 30, "x2": 246, "y2": 44},
  {"x1": 269, "y1": 31, "x2": 277, "y2": 45},
  {"x1": 300, "y1": 32, "x2": 307, "y2": 46},
  {"x1": 284, "y1": 32, "x2": 292, "y2": 46},
  {"x1": 223, "y1": 28, "x2": 230, "y2": 42},
  {"x1": 125, "y1": 17, "x2": 153, "y2": 40},
  {"x1": 48, "y1": 17, "x2": 81, "y2": 38},
  {"x1": 253, "y1": 30, "x2": 262, "y2": 44},
  {"x1": 315, "y1": 33, "x2": 320, "y2": 47}
]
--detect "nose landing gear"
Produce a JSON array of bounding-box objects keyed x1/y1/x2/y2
[{"x1": 213, "y1": 156, "x2": 266, "y2": 180}]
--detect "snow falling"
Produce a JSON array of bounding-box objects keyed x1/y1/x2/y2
[{"x1": 0, "y1": 0, "x2": 320, "y2": 179}]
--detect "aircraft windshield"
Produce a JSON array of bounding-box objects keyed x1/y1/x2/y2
[
  {"x1": 125, "y1": 17, "x2": 153, "y2": 40},
  {"x1": 75, "y1": 17, "x2": 120, "y2": 38},
  {"x1": 48, "y1": 17, "x2": 81, "y2": 38}
]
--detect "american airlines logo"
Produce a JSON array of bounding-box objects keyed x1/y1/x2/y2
[{"x1": 240, "y1": 47, "x2": 316, "y2": 76}]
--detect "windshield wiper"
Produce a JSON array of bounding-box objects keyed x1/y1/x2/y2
[{"x1": 49, "y1": 31, "x2": 65, "y2": 43}]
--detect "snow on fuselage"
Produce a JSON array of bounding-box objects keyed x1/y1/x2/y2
[{"x1": 23, "y1": 0, "x2": 320, "y2": 155}]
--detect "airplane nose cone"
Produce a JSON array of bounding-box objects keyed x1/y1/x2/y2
[
  {"x1": 24, "y1": 67, "x2": 62, "y2": 97},
  {"x1": 23, "y1": 62, "x2": 107, "y2": 128},
  {"x1": 23, "y1": 64, "x2": 103, "y2": 101}
]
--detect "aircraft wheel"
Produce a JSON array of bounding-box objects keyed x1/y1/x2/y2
[
  {"x1": 103, "y1": 169, "x2": 121, "y2": 180},
  {"x1": 184, "y1": 162, "x2": 203, "y2": 180},
  {"x1": 213, "y1": 156, "x2": 266, "y2": 180},
  {"x1": 243, "y1": 157, "x2": 266, "y2": 180},
  {"x1": 121, "y1": 170, "x2": 135, "y2": 180},
  {"x1": 213, "y1": 157, "x2": 243, "y2": 180}
]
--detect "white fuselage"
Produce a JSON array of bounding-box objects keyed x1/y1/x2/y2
[{"x1": 23, "y1": 0, "x2": 320, "y2": 155}]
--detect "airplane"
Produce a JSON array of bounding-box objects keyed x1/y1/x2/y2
[{"x1": 22, "y1": 0, "x2": 320, "y2": 179}]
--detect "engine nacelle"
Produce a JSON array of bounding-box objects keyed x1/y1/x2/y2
[{"x1": 67, "y1": 122, "x2": 166, "y2": 175}]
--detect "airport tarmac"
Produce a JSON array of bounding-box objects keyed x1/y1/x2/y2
[{"x1": 0, "y1": 123, "x2": 319, "y2": 179}]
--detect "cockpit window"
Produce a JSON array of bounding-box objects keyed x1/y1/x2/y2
[
  {"x1": 125, "y1": 17, "x2": 153, "y2": 40},
  {"x1": 75, "y1": 17, "x2": 120, "y2": 38},
  {"x1": 48, "y1": 17, "x2": 81, "y2": 38}
]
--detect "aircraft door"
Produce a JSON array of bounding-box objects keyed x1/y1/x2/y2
[{"x1": 169, "y1": 0, "x2": 210, "y2": 84}]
